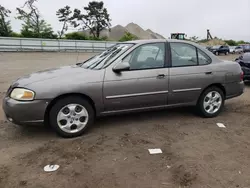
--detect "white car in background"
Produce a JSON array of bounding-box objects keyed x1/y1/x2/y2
[{"x1": 230, "y1": 46, "x2": 243, "y2": 54}]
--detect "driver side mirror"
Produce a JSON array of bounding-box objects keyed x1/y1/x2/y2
[{"x1": 113, "y1": 62, "x2": 130, "y2": 73}]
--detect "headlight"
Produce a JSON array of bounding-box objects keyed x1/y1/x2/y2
[{"x1": 10, "y1": 88, "x2": 35, "y2": 101}]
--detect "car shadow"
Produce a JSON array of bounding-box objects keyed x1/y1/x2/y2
[
  {"x1": 12, "y1": 124, "x2": 56, "y2": 139},
  {"x1": 13, "y1": 106, "x2": 196, "y2": 138},
  {"x1": 93, "y1": 106, "x2": 196, "y2": 130}
]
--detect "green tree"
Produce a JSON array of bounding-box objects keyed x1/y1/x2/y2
[
  {"x1": 56, "y1": 5, "x2": 72, "y2": 38},
  {"x1": 65, "y1": 32, "x2": 89, "y2": 40},
  {"x1": 9, "y1": 32, "x2": 23, "y2": 37},
  {"x1": 0, "y1": 5, "x2": 12, "y2": 37},
  {"x1": 71, "y1": 1, "x2": 111, "y2": 38},
  {"x1": 224, "y1": 40, "x2": 237, "y2": 46},
  {"x1": 237, "y1": 40, "x2": 247, "y2": 45},
  {"x1": 16, "y1": 0, "x2": 56, "y2": 38},
  {"x1": 119, "y1": 32, "x2": 138, "y2": 42}
]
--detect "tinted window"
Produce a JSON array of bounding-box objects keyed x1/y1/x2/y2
[
  {"x1": 122, "y1": 43, "x2": 165, "y2": 70},
  {"x1": 170, "y1": 43, "x2": 198, "y2": 67}
]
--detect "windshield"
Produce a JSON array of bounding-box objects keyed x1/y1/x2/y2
[
  {"x1": 212, "y1": 45, "x2": 221, "y2": 49},
  {"x1": 81, "y1": 43, "x2": 134, "y2": 70}
]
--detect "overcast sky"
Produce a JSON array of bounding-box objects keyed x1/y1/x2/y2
[{"x1": 1, "y1": 0, "x2": 250, "y2": 41}]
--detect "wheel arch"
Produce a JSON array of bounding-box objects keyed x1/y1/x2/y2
[
  {"x1": 44, "y1": 93, "x2": 96, "y2": 127},
  {"x1": 197, "y1": 83, "x2": 226, "y2": 104}
]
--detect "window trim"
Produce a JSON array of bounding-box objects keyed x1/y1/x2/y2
[
  {"x1": 117, "y1": 42, "x2": 168, "y2": 72},
  {"x1": 169, "y1": 42, "x2": 212, "y2": 68}
]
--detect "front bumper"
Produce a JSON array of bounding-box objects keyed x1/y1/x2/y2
[{"x1": 2, "y1": 96, "x2": 50, "y2": 126}]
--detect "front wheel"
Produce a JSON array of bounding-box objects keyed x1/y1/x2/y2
[
  {"x1": 215, "y1": 51, "x2": 219, "y2": 55},
  {"x1": 197, "y1": 87, "x2": 225, "y2": 118},
  {"x1": 49, "y1": 96, "x2": 95, "y2": 138}
]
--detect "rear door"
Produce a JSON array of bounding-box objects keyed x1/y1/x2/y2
[{"x1": 168, "y1": 42, "x2": 214, "y2": 105}]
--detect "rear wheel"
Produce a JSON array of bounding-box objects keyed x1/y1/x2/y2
[
  {"x1": 197, "y1": 87, "x2": 225, "y2": 118},
  {"x1": 225, "y1": 51, "x2": 229, "y2": 55},
  {"x1": 49, "y1": 96, "x2": 95, "y2": 138},
  {"x1": 215, "y1": 51, "x2": 219, "y2": 55}
]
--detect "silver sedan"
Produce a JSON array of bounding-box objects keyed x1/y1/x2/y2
[{"x1": 2, "y1": 39, "x2": 244, "y2": 138}]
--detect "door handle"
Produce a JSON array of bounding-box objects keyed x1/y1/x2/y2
[
  {"x1": 205, "y1": 72, "x2": 212, "y2": 75},
  {"x1": 157, "y1": 74, "x2": 166, "y2": 79}
]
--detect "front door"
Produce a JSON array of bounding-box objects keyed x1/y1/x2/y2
[
  {"x1": 168, "y1": 42, "x2": 214, "y2": 105},
  {"x1": 103, "y1": 42, "x2": 169, "y2": 112}
]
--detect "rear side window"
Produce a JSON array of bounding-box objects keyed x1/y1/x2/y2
[
  {"x1": 197, "y1": 49, "x2": 212, "y2": 65},
  {"x1": 170, "y1": 43, "x2": 211, "y2": 67},
  {"x1": 170, "y1": 43, "x2": 197, "y2": 67}
]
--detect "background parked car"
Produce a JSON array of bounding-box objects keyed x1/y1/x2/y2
[
  {"x1": 240, "y1": 44, "x2": 250, "y2": 53},
  {"x1": 235, "y1": 52, "x2": 250, "y2": 81},
  {"x1": 230, "y1": 46, "x2": 243, "y2": 54},
  {"x1": 209, "y1": 45, "x2": 230, "y2": 55},
  {"x1": 206, "y1": 46, "x2": 212, "y2": 51}
]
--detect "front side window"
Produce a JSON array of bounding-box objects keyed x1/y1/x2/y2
[
  {"x1": 170, "y1": 43, "x2": 197, "y2": 67},
  {"x1": 122, "y1": 43, "x2": 165, "y2": 70}
]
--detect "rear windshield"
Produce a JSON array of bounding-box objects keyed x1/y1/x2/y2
[
  {"x1": 243, "y1": 53, "x2": 250, "y2": 61},
  {"x1": 212, "y1": 45, "x2": 221, "y2": 49}
]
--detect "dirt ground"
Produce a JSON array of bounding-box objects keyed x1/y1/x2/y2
[{"x1": 0, "y1": 52, "x2": 250, "y2": 188}]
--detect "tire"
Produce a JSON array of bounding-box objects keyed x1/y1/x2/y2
[
  {"x1": 49, "y1": 96, "x2": 95, "y2": 138},
  {"x1": 225, "y1": 51, "x2": 229, "y2": 55},
  {"x1": 215, "y1": 51, "x2": 219, "y2": 56},
  {"x1": 197, "y1": 86, "x2": 225, "y2": 118}
]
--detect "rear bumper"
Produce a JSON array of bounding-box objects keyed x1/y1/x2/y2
[
  {"x1": 224, "y1": 81, "x2": 244, "y2": 100},
  {"x1": 2, "y1": 96, "x2": 50, "y2": 126}
]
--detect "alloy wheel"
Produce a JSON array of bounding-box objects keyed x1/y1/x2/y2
[
  {"x1": 57, "y1": 104, "x2": 89, "y2": 133},
  {"x1": 203, "y1": 91, "x2": 222, "y2": 114}
]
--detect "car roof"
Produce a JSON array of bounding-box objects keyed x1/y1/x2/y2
[{"x1": 121, "y1": 39, "x2": 202, "y2": 45}]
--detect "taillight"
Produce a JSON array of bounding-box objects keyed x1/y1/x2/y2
[{"x1": 240, "y1": 71, "x2": 244, "y2": 81}]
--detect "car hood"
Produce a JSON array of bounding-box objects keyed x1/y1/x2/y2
[{"x1": 12, "y1": 65, "x2": 99, "y2": 86}]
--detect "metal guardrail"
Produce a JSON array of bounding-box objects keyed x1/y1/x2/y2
[{"x1": 0, "y1": 37, "x2": 117, "y2": 52}]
